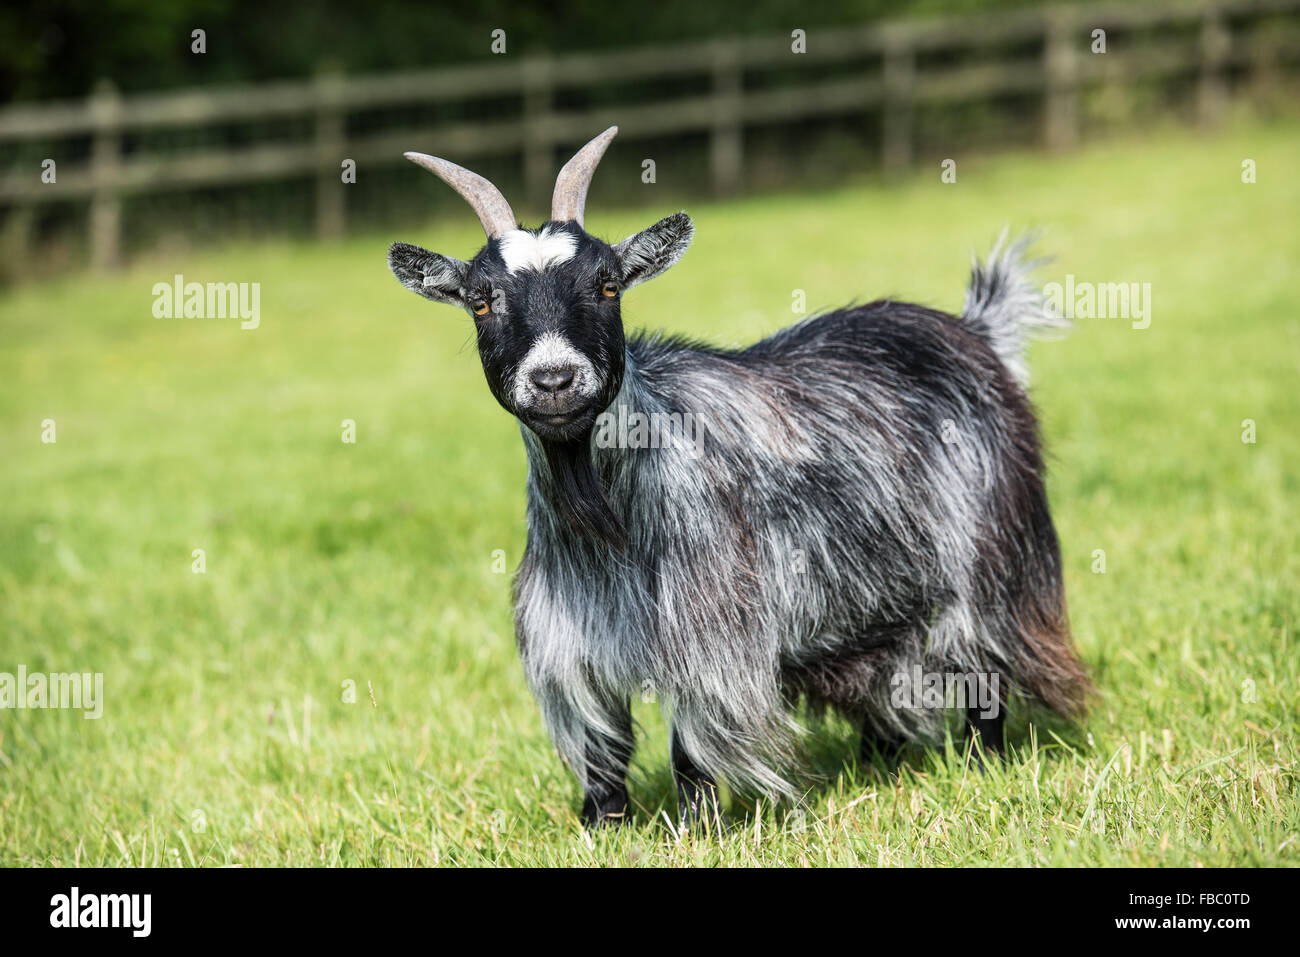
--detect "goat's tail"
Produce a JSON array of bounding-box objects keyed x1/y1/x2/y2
[{"x1": 960, "y1": 230, "x2": 1065, "y2": 387}]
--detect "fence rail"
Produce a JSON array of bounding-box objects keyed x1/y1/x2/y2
[{"x1": 2, "y1": 0, "x2": 1298, "y2": 268}]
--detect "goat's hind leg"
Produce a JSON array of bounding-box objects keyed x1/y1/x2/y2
[
  {"x1": 859, "y1": 722, "x2": 907, "y2": 766},
  {"x1": 853, "y1": 634, "x2": 925, "y2": 767},
  {"x1": 670, "y1": 726, "x2": 726, "y2": 832},
  {"x1": 965, "y1": 705, "x2": 1005, "y2": 764},
  {"x1": 963, "y1": 665, "x2": 1007, "y2": 769}
]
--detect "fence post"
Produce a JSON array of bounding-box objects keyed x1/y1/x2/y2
[
  {"x1": 523, "y1": 56, "x2": 553, "y2": 211},
  {"x1": 882, "y1": 30, "x2": 915, "y2": 174},
  {"x1": 1198, "y1": 10, "x2": 1231, "y2": 125},
  {"x1": 88, "y1": 79, "x2": 122, "y2": 270},
  {"x1": 1245, "y1": 15, "x2": 1281, "y2": 101},
  {"x1": 1043, "y1": 10, "x2": 1079, "y2": 151},
  {"x1": 710, "y1": 39, "x2": 743, "y2": 196},
  {"x1": 314, "y1": 69, "x2": 346, "y2": 240}
]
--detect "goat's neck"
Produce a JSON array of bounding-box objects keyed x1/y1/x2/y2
[{"x1": 519, "y1": 349, "x2": 648, "y2": 549}]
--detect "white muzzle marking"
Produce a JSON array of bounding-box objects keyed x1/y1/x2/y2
[{"x1": 513, "y1": 331, "x2": 597, "y2": 409}]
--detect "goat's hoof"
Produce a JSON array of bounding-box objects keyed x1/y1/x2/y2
[
  {"x1": 677, "y1": 804, "x2": 731, "y2": 835},
  {"x1": 581, "y1": 807, "x2": 630, "y2": 830},
  {"x1": 967, "y1": 742, "x2": 1004, "y2": 774}
]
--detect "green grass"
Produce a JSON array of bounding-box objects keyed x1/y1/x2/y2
[{"x1": 1, "y1": 116, "x2": 1297, "y2": 866}]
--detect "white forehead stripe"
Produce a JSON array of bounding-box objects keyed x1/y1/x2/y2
[{"x1": 498, "y1": 226, "x2": 577, "y2": 275}]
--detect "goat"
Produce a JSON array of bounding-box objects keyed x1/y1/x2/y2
[{"x1": 388, "y1": 127, "x2": 1092, "y2": 828}]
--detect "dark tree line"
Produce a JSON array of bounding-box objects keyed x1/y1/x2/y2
[{"x1": 3, "y1": 0, "x2": 1056, "y2": 102}]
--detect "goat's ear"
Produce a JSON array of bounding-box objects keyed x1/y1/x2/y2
[
  {"x1": 388, "y1": 242, "x2": 469, "y2": 306},
  {"x1": 612, "y1": 212, "x2": 694, "y2": 290}
]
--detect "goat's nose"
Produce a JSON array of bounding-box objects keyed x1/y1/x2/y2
[{"x1": 530, "y1": 366, "x2": 575, "y2": 394}]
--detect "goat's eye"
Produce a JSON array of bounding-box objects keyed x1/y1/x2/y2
[
  {"x1": 601, "y1": 282, "x2": 619, "y2": 298},
  {"x1": 471, "y1": 298, "x2": 490, "y2": 316}
]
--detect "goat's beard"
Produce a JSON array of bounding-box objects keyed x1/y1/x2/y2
[{"x1": 540, "y1": 432, "x2": 627, "y2": 551}]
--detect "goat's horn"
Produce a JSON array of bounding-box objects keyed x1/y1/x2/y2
[
  {"x1": 404, "y1": 152, "x2": 517, "y2": 239},
  {"x1": 551, "y1": 126, "x2": 618, "y2": 227}
]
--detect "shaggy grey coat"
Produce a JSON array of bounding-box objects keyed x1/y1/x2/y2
[{"x1": 513, "y1": 235, "x2": 1090, "y2": 800}]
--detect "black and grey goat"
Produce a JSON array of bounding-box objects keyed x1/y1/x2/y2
[{"x1": 388, "y1": 127, "x2": 1091, "y2": 827}]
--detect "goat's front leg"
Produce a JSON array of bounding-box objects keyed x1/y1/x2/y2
[
  {"x1": 578, "y1": 699, "x2": 634, "y2": 829},
  {"x1": 965, "y1": 705, "x2": 1005, "y2": 770},
  {"x1": 670, "y1": 726, "x2": 725, "y2": 831}
]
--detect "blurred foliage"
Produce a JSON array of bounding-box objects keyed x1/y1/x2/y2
[{"x1": 8, "y1": 0, "x2": 1125, "y2": 101}]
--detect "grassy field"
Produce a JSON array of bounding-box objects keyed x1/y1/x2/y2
[{"x1": 1, "y1": 117, "x2": 1296, "y2": 867}]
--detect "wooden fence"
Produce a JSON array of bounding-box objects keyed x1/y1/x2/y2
[{"x1": 1, "y1": 0, "x2": 1297, "y2": 269}]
